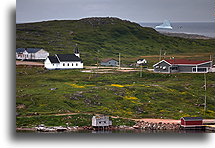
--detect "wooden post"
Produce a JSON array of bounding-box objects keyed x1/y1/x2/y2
[
  {"x1": 119, "y1": 53, "x2": 121, "y2": 69},
  {"x1": 204, "y1": 73, "x2": 207, "y2": 115},
  {"x1": 159, "y1": 49, "x2": 162, "y2": 61},
  {"x1": 140, "y1": 64, "x2": 143, "y2": 77}
]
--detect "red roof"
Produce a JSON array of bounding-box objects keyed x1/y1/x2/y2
[{"x1": 165, "y1": 59, "x2": 211, "y2": 65}]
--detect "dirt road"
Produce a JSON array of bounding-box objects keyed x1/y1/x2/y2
[{"x1": 16, "y1": 60, "x2": 44, "y2": 66}]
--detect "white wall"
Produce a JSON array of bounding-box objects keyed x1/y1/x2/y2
[
  {"x1": 44, "y1": 58, "x2": 59, "y2": 69},
  {"x1": 16, "y1": 51, "x2": 28, "y2": 59},
  {"x1": 16, "y1": 49, "x2": 49, "y2": 60},
  {"x1": 44, "y1": 59, "x2": 83, "y2": 70},
  {"x1": 58, "y1": 61, "x2": 83, "y2": 69},
  {"x1": 34, "y1": 49, "x2": 49, "y2": 59}
]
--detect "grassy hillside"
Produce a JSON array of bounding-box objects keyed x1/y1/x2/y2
[
  {"x1": 16, "y1": 66, "x2": 215, "y2": 127},
  {"x1": 16, "y1": 17, "x2": 215, "y2": 65}
]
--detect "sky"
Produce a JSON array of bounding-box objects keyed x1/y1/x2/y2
[{"x1": 16, "y1": 0, "x2": 214, "y2": 23}]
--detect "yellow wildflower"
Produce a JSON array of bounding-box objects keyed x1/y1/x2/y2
[{"x1": 110, "y1": 84, "x2": 124, "y2": 87}]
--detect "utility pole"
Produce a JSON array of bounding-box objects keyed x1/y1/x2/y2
[
  {"x1": 97, "y1": 49, "x2": 99, "y2": 70},
  {"x1": 204, "y1": 73, "x2": 207, "y2": 115},
  {"x1": 140, "y1": 64, "x2": 143, "y2": 77},
  {"x1": 119, "y1": 53, "x2": 121, "y2": 69},
  {"x1": 159, "y1": 49, "x2": 162, "y2": 61}
]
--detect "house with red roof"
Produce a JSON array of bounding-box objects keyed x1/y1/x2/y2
[{"x1": 153, "y1": 59, "x2": 212, "y2": 73}]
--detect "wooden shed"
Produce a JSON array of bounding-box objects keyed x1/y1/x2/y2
[
  {"x1": 180, "y1": 117, "x2": 203, "y2": 127},
  {"x1": 92, "y1": 115, "x2": 112, "y2": 128}
]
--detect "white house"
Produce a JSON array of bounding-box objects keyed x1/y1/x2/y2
[
  {"x1": 100, "y1": 58, "x2": 119, "y2": 67},
  {"x1": 44, "y1": 46, "x2": 83, "y2": 70},
  {"x1": 16, "y1": 48, "x2": 49, "y2": 60},
  {"x1": 136, "y1": 59, "x2": 147, "y2": 65}
]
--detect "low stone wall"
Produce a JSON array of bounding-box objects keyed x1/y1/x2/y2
[{"x1": 133, "y1": 121, "x2": 181, "y2": 130}]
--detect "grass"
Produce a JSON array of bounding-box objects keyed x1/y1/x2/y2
[
  {"x1": 16, "y1": 17, "x2": 215, "y2": 65},
  {"x1": 16, "y1": 114, "x2": 135, "y2": 128},
  {"x1": 16, "y1": 17, "x2": 215, "y2": 127},
  {"x1": 16, "y1": 66, "x2": 215, "y2": 127}
]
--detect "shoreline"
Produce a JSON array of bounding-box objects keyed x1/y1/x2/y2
[
  {"x1": 159, "y1": 31, "x2": 214, "y2": 39},
  {"x1": 16, "y1": 119, "x2": 215, "y2": 132}
]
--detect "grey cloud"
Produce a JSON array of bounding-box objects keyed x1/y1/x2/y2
[{"x1": 16, "y1": 0, "x2": 214, "y2": 23}]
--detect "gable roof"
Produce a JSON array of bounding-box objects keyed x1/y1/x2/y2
[
  {"x1": 16, "y1": 48, "x2": 26, "y2": 53},
  {"x1": 26, "y1": 48, "x2": 43, "y2": 53},
  {"x1": 153, "y1": 59, "x2": 172, "y2": 67},
  {"x1": 153, "y1": 59, "x2": 211, "y2": 67},
  {"x1": 48, "y1": 56, "x2": 60, "y2": 63},
  {"x1": 56, "y1": 54, "x2": 82, "y2": 62},
  {"x1": 101, "y1": 58, "x2": 118, "y2": 63},
  {"x1": 181, "y1": 117, "x2": 203, "y2": 121},
  {"x1": 16, "y1": 48, "x2": 43, "y2": 53},
  {"x1": 165, "y1": 59, "x2": 211, "y2": 65}
]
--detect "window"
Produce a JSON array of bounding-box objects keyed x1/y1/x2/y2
[
  {"x1": 76, "y1": 63, "x2": 78, "y2": 66},
  {"x1": 160, "y1": 66, "x2": 163, "y2": 69},
  {"x1": 72, "y1": 63, "x2": 73, "y2": 66},
  {"x1": 67, "y1": 63, "x2": 69, "y2": 66},
  {"x1": 171, "y1": 66, "x2": 178, "y2": 70},
  {"x1": 156, "y1": 66, "x2": 159, "y2": 69},
  {"x1": 193, "y1": 67, "x2": 207, "y2": 72},
  {"x1": 63, "y1": 63, "x2": 65, "y2": 66},
  {"x1": 163, "y1": 66, "x2": 166, "y2": 70},
  {"x1": 198, "y1": 68, "x2": 207, "y2": 72},
  {"x1": 53, "y1": 64, "x2": 54, "y2": 66},
  {"x1": 104, "y1": 121, "x2": 106, "y2": 123}
]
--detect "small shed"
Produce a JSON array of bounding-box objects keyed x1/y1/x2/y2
[
  {"x1": 180, "y1": 117, "x2": 203, "y2": 127},
  {"x1": 92, "y1": 115, "x2": 112, "y2": 127},
  {"x1": 100, "y1": 58, "x2": 118, "y2": 67},
  {"x1": 136, "y1": 59, "x2": 147, "y2": 65}
]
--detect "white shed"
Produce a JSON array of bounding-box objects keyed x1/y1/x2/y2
[
  {"x1": 92, "y1": 115, "x2": 112, "y2": 127},
  {"x1": 137, "y1": 59, "x2": 147, "y2": 65}
]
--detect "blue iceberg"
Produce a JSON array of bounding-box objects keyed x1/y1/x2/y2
[{"x1": 155, "y1": 20, "x2": 173, "y2": 29}]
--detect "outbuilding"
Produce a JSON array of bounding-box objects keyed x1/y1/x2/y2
[
  {"x1": 136, "y1": 59, "x2": 147, "y2": 65},
  {"x1": 180, "y1": 117, "x2": 203, "y2": 127},
  {"x1": 100, "y1": 58, "x2": 118, "y2": 67},
  {"x1": 92, "y1": 115, "x2": 112, "y2": 128}
]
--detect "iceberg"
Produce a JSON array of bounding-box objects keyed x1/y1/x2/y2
[{"x1": 155, "y1": 20, "x2": 173, "y2": 29}]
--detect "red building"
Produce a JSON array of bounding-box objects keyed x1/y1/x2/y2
[{"x1": 181, "y1": 117, "x2": 203, "y2": 127}]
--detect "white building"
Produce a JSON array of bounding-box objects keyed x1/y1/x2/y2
[
  {"x1": 16, "y1": 48, "x2": 49, "y2": 60},
  {"x1": 136, "y1": 59, "x2": 147, "y2": 65},
  {"x1": 92, "y1": 115, "x2": 112, "y2": 127},
  {"x1": 44, "y1": 46, "x2": 83, "y2": 70}
]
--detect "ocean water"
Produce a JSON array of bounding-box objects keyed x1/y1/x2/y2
[{"x1": 139, "y1": 22, "x2": 215, "y2": 38}]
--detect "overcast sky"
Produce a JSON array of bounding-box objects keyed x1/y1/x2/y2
[{"x1": 16, "y1": 0, "x2": 214, "y2": 23}]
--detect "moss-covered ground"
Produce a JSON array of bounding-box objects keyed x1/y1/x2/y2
[{"x1": 16, "y1": 66, "x2": 215, "y2": 127}]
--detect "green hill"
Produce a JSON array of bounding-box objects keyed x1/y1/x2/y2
[{"x1": 16, "y1": 17, "x2": 215, "y2": 64}]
